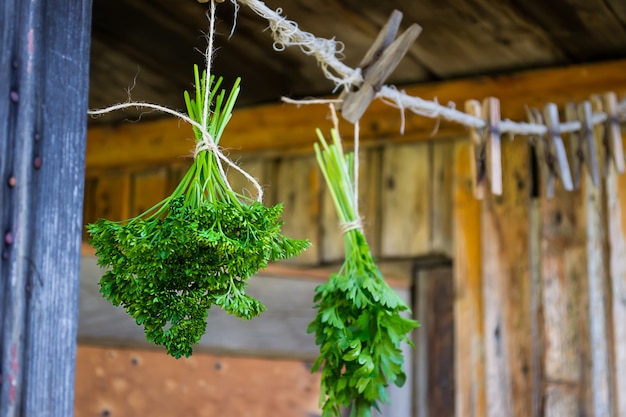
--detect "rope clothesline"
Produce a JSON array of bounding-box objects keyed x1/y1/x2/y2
[{"x1": 236, "y1": 0, "x2": 625, "y2": 137}]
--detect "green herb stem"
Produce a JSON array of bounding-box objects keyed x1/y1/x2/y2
[{"x1": 310, "y1": 128, "x2": 419, "y2": 417}]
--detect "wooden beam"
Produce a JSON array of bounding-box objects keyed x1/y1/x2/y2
[{"x1": 86, "y1": 59, "x2": 626, "y2": 171}]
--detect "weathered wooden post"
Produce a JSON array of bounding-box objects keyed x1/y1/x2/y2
[{"x1": 0, "y1": 0, "x2": 92, "y2": 415}]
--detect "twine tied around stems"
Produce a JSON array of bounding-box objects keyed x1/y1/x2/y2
[{"x1": 87, "y1": 0, "x2": 263, "y2": 202}]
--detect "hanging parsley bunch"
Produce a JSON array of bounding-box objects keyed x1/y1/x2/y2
[
  {"x1": 87, "y1": 65, "x2": 310, "y2": 358},
  {"x1": 308, "y1": 129, "x2": 419, "y2": 417}
]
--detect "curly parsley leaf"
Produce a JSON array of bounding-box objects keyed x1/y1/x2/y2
[{"x1": 87, "y1": 66, "x2": 310, "y2": 358}]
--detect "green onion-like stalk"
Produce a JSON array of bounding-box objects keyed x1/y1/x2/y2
[
  {"x1": 309, "y1": 129, "x2": 419, "y2": 417},
  {"x1": 87, "y1": 66, "x2": 310, "y2": 358}
]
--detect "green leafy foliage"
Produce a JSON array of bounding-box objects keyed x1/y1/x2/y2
[
  {"x1": 87, "y1": 66, "x2": 310, "y2": 358},
  {"x1": 309, "y1": 129, "x2": 419, "y2": 417}
]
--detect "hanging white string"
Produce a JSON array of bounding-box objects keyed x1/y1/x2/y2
[
  {"x1": 88, "y1": 0, "x2": 263, "y2": 202},
  {"x1": 238, "y1": 0, "x2": 625, "y2": 136},
  {"x1": 352, "y1": 120, "x2": 361, "y2": 226},
  {"x1": 236, "y1": 0, "x2": 362, "y2": 92}
]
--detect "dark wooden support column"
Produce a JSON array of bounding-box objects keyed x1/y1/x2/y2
[{"x1": 0, "y1": 1, "x2": 92, "y2": 415}]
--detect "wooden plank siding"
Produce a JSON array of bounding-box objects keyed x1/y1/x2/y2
[
  {"x1": 452, "y1": 140, "x2": 486, "y2": 417},
  {"x1": 81, "y1": 59, "x2": 626, "y2": 417},
  {"x1": 414, "y1": 266, "x2": 455, "y2": 417},
  {"x1": 536, "y1": 164, "x2": 589, "y2": 415},
  {"x1": 481, "y1": 139, "x2": 534, "y2": 417},
  {"x1": 607, "y1": 160, "x2": 626, "y2": 416}
]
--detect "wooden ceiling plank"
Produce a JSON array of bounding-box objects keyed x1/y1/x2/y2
[
  {"x1": 510, "y1": 0, "x2": 626, "y2": 61},
  {"x1": 340, "y1": 0, "x2": 564, "y2": 78},
  {"x1": 86, "y1": 58, "x2": 626, "y2": 171}
]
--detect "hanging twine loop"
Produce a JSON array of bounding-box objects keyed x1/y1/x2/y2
[
  {"x1": 88, "y1": 0, "x2": 264, "y2": 202},
  {"x1": 193, "y1": 133, "x2": 217, "y2": 157}
]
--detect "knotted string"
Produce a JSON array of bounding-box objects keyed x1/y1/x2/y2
[{"x1": 88, "y1": 0, "x2": 263, "y2": 202}]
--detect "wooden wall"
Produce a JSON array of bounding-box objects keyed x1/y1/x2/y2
[
  {"x1": 81, "y1": 59, "x2": 626, "y2": 417},
  {"x1": 82, "y1": 143, "x2": 455, "y2": 266},
  {"x1": 453, "y1": 135, "x2": 626, "y2": 417},
  {"x1": 74, "y1": 345, "x2": 321, "y2": 417}
]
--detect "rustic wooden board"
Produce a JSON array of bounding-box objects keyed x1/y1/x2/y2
[
  {"x1": 528, "y1": 199, "x2": 542, "y2": 417},
  {"x1": 512, "y1": 1, "x2": 626, "y2": 62},
  {"x1": 130, "y1": 167, "x2": 169, "y2": 217},
  {"x1": 361, "y1": 147, "x2": 383, "y2": 258},
  {"x1": 537, "y1": 183, "x2": 589, "y2": 415},
  {"x1": 431, "y1": 140, "x2": 455, "y2": 257},
  {"x1": 607, "y1": 160, "x2": 626, "y2": 416},
  {"x1": 0, "y1": 1, "x2": 91, "y2": 415},
  {"x1": 414, "y1": 266, "x2": 455, "y2": 417},
  {"x1": 380, "y1": 142, "x2": 431, "y2": 257},
  {"x1": 347, "y1": 0, "x2": 561, "y2": 77},
  {"x1": 480, "y1": 138, "x2": 533, "y2": 417},
  {"x1": 272, "y1": 155, "x2": 321, "y2": 265},
  {"x1": 89, "y1": 172, "x2": 131, "y2": 222},
  {"x1": 452, "y1": 140, "x2": 485, "y2": 417},
  {"x1": 74, "y1": 345, "x2": 322, "y2": 417},
  {"x1": 583, "y1": 173, "x2": 613, "y2": 416}
]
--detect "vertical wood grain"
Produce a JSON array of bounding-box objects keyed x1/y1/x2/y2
[
  {"x1": 130, "y1": 168, "x2": 169, "y2": 217},
  {"x1": 584, "y1": 170, "x2": 613, "y2": 417},
  {"x1": 481, "y1": 138, "x2": 533, "y2": 417},
  {"x1": 528, "y1": 199, "x2": 542, "y2": 417},
  {"x1": 0, "y1": 1, "x2": 92, "y2": 415},
  {"x1": 431, "y1": 140, "x2": 455, "y2": 257},
  {"x1": 452, "y1": 140, "x2": 485, "y2": 417},
  {"x1": 381, "y1": 143, "x2": 431, "y2": 257},
  {"x1": 414, "y1": 266, "x2": 455, "y2": 417},
  {"x1": 538, "y1": 178, "x2": 588, "y2": 415},
  {"x1": 585, "y1": 97, "x2": 615, "y2": 417},
  {"x1": 360, "y1": 147, "x2": 383, "y2": 258},
  {"x1": 607, "y1": 159, "x2": 626, "y2": 416},
  {"x1": 93, "y1": 173, "x2": 132, "y2": 221},
  {"x1": 273, "y1": 155, "x2": 321, "y2": 265}
]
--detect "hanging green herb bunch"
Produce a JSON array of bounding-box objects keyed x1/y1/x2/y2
[
  {"x1": 309, "y1": 129, "x2": 419, "y2": 417},
  {"x1": 87, "y1": 65, "x2": 310, "y2": 359}
]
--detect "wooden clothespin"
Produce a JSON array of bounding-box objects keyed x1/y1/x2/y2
[
  {"x1": 590, "y1": 95, "x2": 610, "y2": 178},
  {"x1": 602, "y1": 92, "x2": 625, "y2": 174},
  {"x1": 567, "y1": 101, "x2": 600, "y2": 187},
  {"x1": 465, "y1": 100, "x2": 486, "y2": 199},
  {"x1": 527, "y1": 108, "x2": 552, "y2": 198},
  {"x1": 482, "y1": 97, "x2": 502, "y2": 195},
  {"x1": 527, "y1": 105, "x2": 573, "y2": 198},
  {"x1": 463, "y1": 97, "x2": 502, "y2": 197},
  {"x1": 339, "y1": 10, "x2": 422, "y2": 123},
  {"x1": 542, "y1": 103, "x2": 574, "y2": 192}
]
